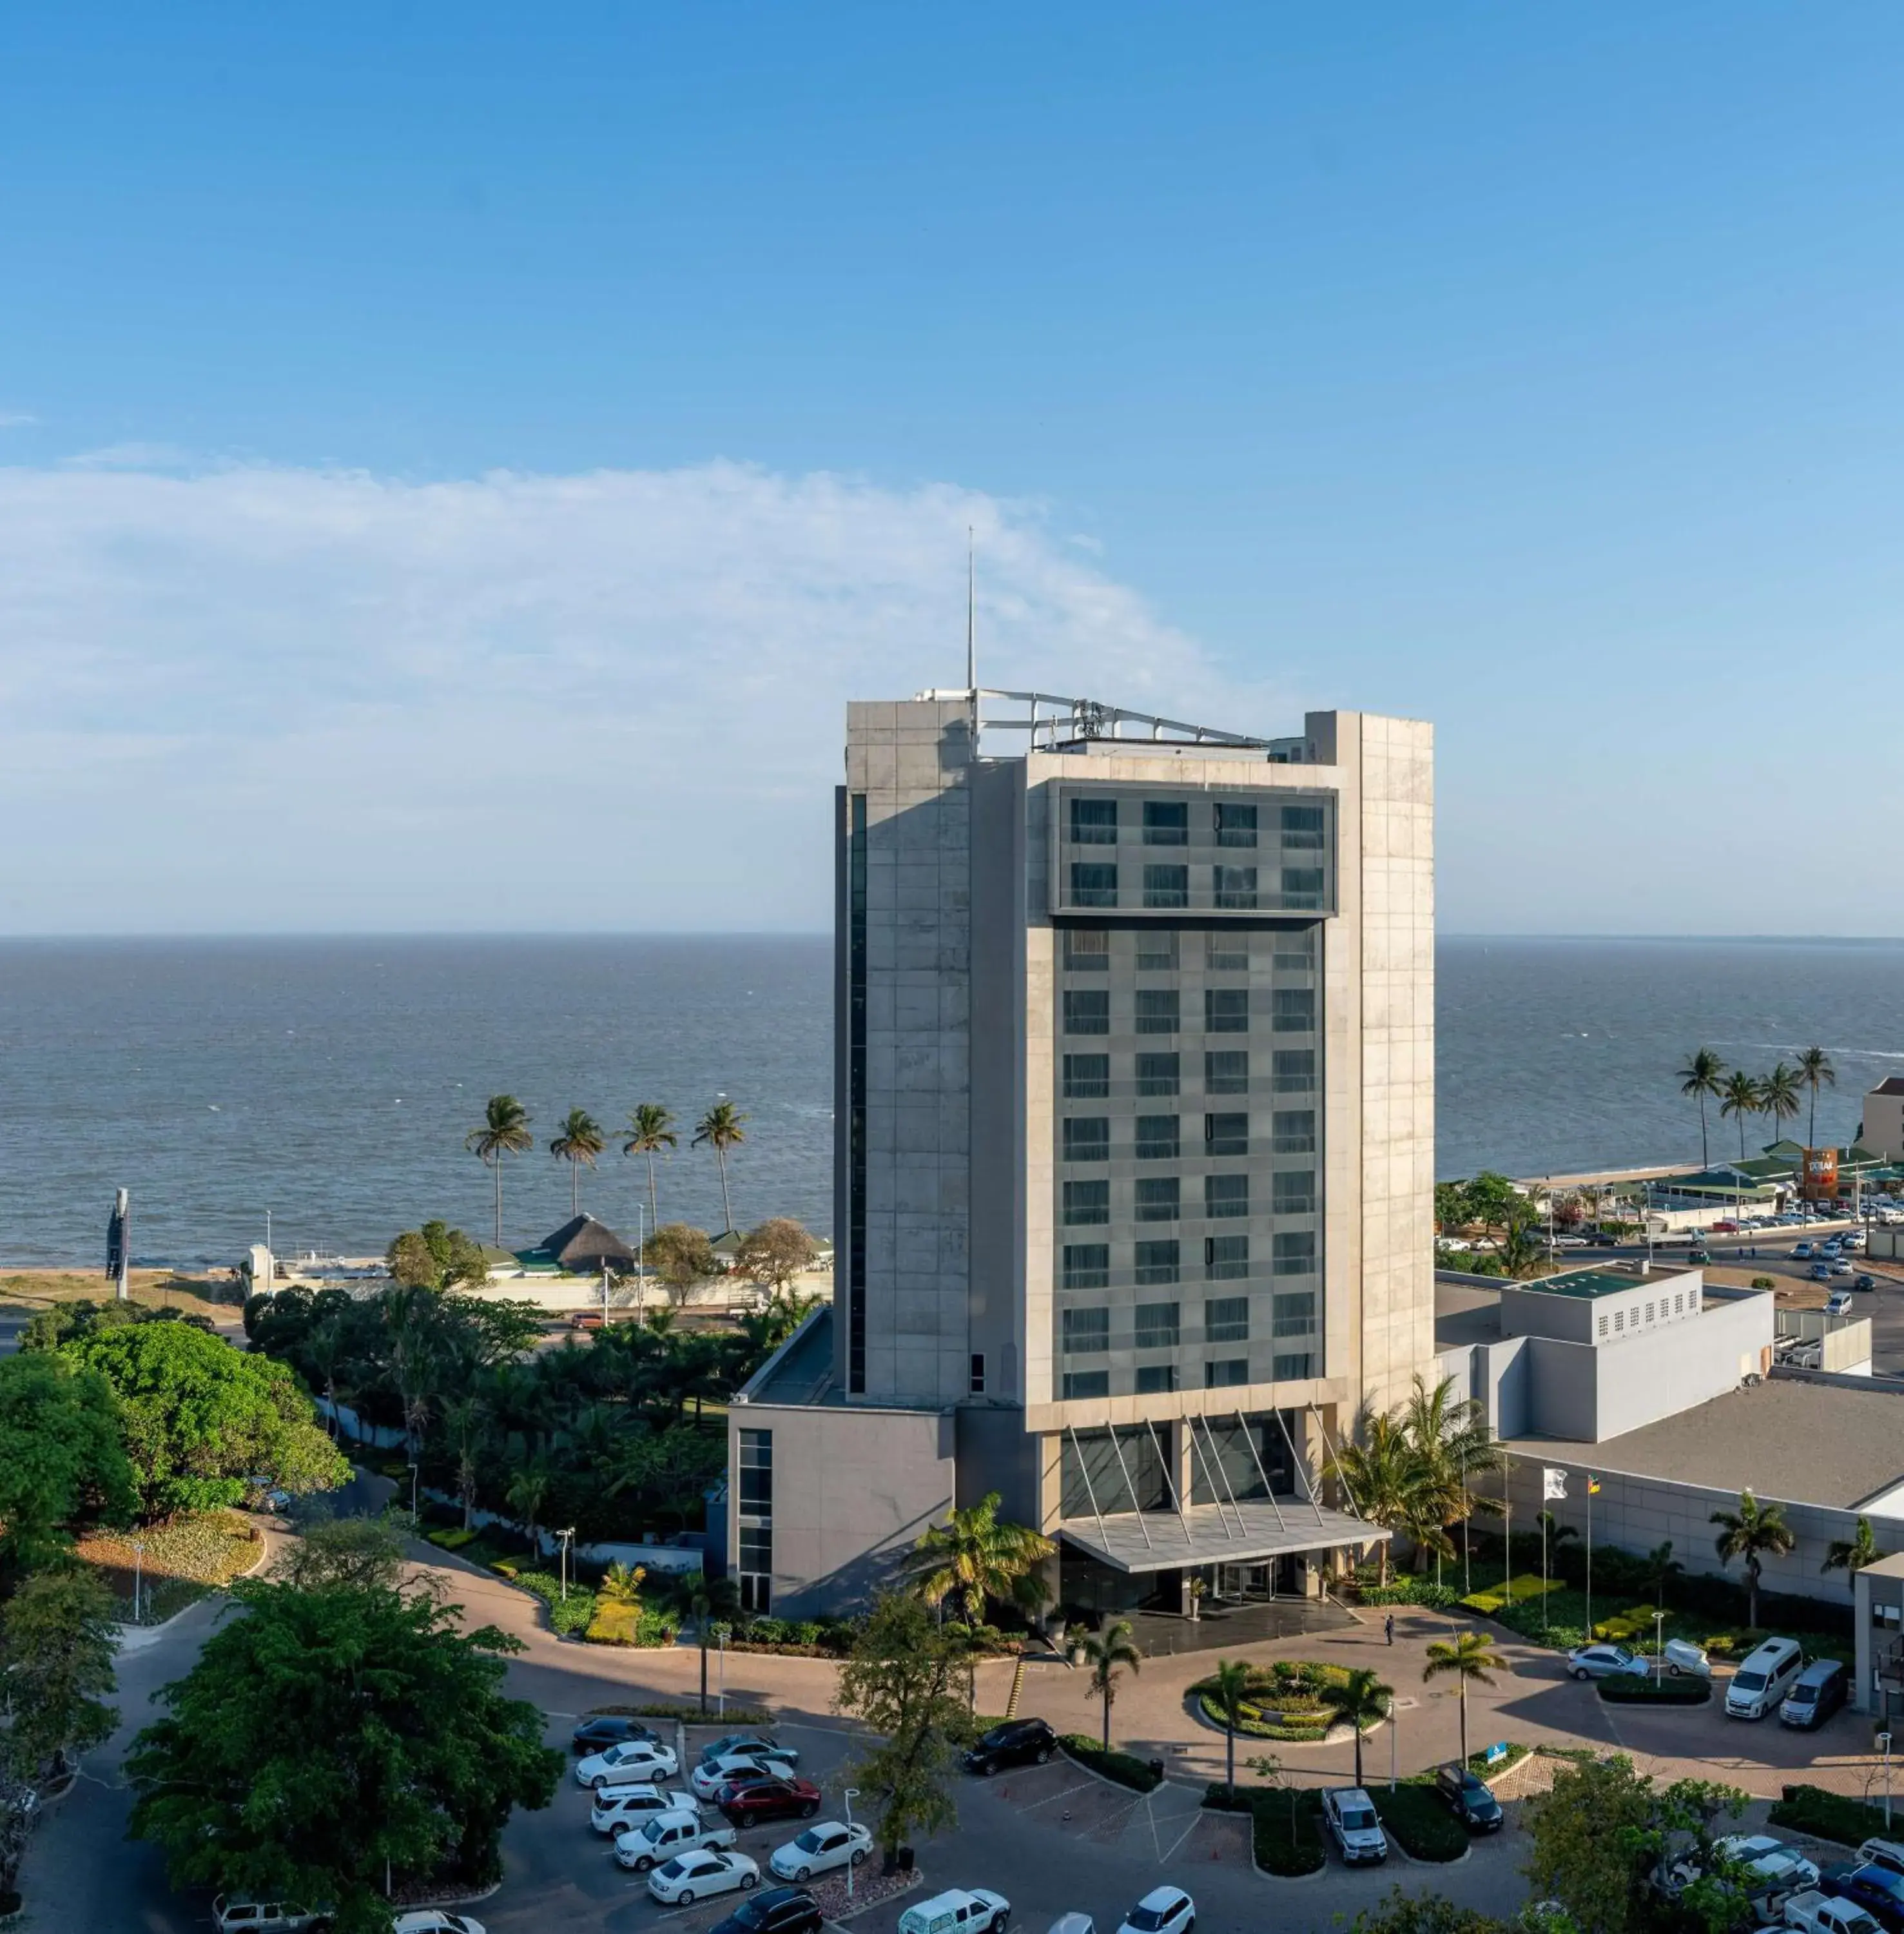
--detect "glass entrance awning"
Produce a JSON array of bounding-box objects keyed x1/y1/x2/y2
[{"x1": 1055, "y1": 1500, "x2": 1388, "y2": 1575}]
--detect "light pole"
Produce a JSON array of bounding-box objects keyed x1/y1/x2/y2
[
  {"x1": 558, "y1": 1527, "x2": 576, "y2": 1603},
  {"x1": 844, "y1": 1788, "x2": 860, "y2": 1900},
  {"x1": 1655, "y1": 1608, "x2": 1665, "y2": 1685},
  {"x1": 1883, "y1": 1730, "x2": 1894, "y2": 1830},
  {"x1": 407, "y1": 1461, "x2": 420, "y2": 1527},
  {"x1": 716, "y1": 1623, "x2": 730, "y2": 1717},
  {"x1": 131, "y1": 1537, "x2": 146, "y2": 1625}
]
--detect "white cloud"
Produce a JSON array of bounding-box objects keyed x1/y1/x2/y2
[
  {"x1": 0, "y1": 458, "x2": 1282, "y2": 933},
  {"x1": 0, "y1": 412, "x2": 37, "y2": 429}
]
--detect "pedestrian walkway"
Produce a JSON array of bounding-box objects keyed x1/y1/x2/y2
[{"x1": 1129, "y1": 1596, "x2": 1356, "y2": 1657}]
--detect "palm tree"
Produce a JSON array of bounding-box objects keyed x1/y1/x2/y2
[
  {"x1": 1677, "y1": 1050, "x2": 1727, "y2": 1169},
  {"x1": 441, "y1": 1394, "x2": 487, "y2": 1531},
  {"x1": 1644, "y1": 1539, "x2": 1684, "y2": 1609},
  {"x1": 1422, "y1": 1630, "x2": 1503, "y2": 1768},
  {"x1": 550, "y1": 1108, "x2": 606, "y2": 1217},
  {"x1": 622, "y1": 1104, "x2": 678, "y2": 1251},
  {"x1": 1762, "y1": 1063, "x2": 1803, "y2": 1150},
  {"x1": 689, "y1": 1574, "x2": 740, "y2": 1712},
  {"x1": 1718, "y1": 1071, "x2": 1763, "y2": 1162},
  {"x1": 1209, "y1": 1658, "x2": 1252, "y2": 1798},
  {"x1": 1404, "y1": 1374, "x2": 1503, "y2": 1584},
  {"x1": 505, "y1": 1460, "x2": 552, "y2": 1563},
  {"x1": 1319, "y1": 1666, "x2": 1392, "y2": 1789},
  {"x1": 693, "y1": 1101, "x2": 749, "y2": 1235},
  {"x1": 1797, "y1": 1047, "x2": 1837, "y2": 1151},
  {"x1": 903, "y1": 1491, "x2": 1057, "y2": 1628},
  {"x1": 1711, "y1": 1490, "x2": 1796, "y2": 1627},
  {"x1": 1823, "y1": 1516, "x2": 1887, "y2": 1594},
  {"x1": 1330, "y1": 1411, "x2": 1426, "y2": 1587},
  {"x1": 466, "y1": 1094, "x2": 534, "y2": 1246},
  {"x1": 1079, "y1": 1617, "x2": 1141, "y2": 1749}
]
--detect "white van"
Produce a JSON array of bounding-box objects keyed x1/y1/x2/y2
[{"x1": 1727, "y1": 1638, "x2": 1805, "y2": 1719}]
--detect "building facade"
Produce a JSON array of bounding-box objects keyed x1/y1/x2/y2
[{"x1": 729, "y1": 690, "x2": 1437, "y2": 1623}]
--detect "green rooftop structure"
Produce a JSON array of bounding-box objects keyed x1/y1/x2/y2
[{"x1": 1517, "y1": 1266, "x2": 1652, "y2": 1301}]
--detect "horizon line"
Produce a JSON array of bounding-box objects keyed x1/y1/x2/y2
[{"x1": 1, "y1": 928, "x2": 1904, "y2": 946}]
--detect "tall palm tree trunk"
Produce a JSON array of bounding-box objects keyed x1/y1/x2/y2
[
  {"x1": 1352, "y1": 1723, "x2": 1363, "y2": 1788},
  {"x1": 1699, "y1": 1096, "x2": 1709, "y2": 1167},
  {"x1": 1457, "y1": 1678, "x2": 1468, "y2": 1766},
  {"x1": 717, "y1": 1149, "x2": 733, "y2": 1233},
  {"x1": 571, "y1": 1160, "x2": 579, "y2": 1217},
  {"x1": 647, "y1": 1155, "x2": 660, "y2": 1248},
  {"x1": 492, "y1": 1155, "x2": 503, "y2": 1246},
  {"x1": 700, "y1": 1630, "x2": 710, "y2": 1712},
  {"x1": 1101, "y1": 1686, "x2": 1112, "y2": 1750}
]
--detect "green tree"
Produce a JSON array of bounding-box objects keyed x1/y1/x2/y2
[
  {"x1": 833, "y1": 1593, "x2": 973, "y2": 1860},
  {"x1": 1462, "y1": 1172, "x2": 1524, "y2": 1242},
  {"x1": 1499, "y1": 1219, "x2": 1544, "y2": 1281},
  {"x1": 1207, "y1": 1657, "x2": 1251, "y2": 1798},
  {"x1": 1676, "y1": 1050, "x2": 1727, "y2": 1169},
  {"x1": 1330, "y1": 1411, "x2": 1426, "y2": 1587},
  {"x1": 64, "y1": 1319, "x2": 347, "y2": 1520},
  {"x1": 1718, "y1": 1071, "x2": 1763, "y2": 1162},
  {"x1": 1403, "y1": 1373, "x2": 1502, "y2": 1575},
  {"x1": 441, "y1": 1394, "x2": 488, "y2": 1531},
  {"x1": 1797, "y1": 1046, "x2": 1836, "y2": 1150},
  {"x1": 0, "y1": 1566, "x2": 118, "y2": 1781},
  {"x1": 0, "y1": 1353, "x2": 137, "y2": 1569},
  {"x1": 904, "y1": 1490, "x2": 1056, "y2": 1629},
  {"x1": 735, "y1": 1218, "x2": 820, "y2": 1294},
  {"x1": 505, "y1": 1459, "x2": 553, "y2": 1561},
  {"x1": 1823, "y1": 1515, "x2": 1887, "y2": 1592},
  {"x1": 1760, "y1": 1063, "x2": 1803, "y2": 1148},
  {"x1": 465, "y1": 1093, "x2": 534, "y2": 1247},
  {"x1": 1643, "y1": 1540, "x2": 1684, "y2": 1608},
  {"x1": 1710, "y1": 1490, "x2": 1796, "y2": 1628},
  {"x1": 1348, "y1": 1890, "x2": 1515, "y2": 1934},
  {"x1": 126, "y1": 1577, "x2": 561, "y2": 1934},
  {"x1": 692, "y1": 1100, "x2": 749, "y2": 1235},
  {"x1": 621, "y1": 1103, "x2": 678, "y2": 1250},
  {"x1": 646, "y1": 1223, "x2": 718, "y2": 1304},
  {"x1": 385, "y1": 1220, "x2": 489, "y2": 1292},
  {"x1": 1319, "y1": 1665, "x2": 1391, "y2": 1788},
  {"x1": 549, "y1": 1108, "x2": 607, "y2": 1218},
  {"x1": 1422, "y1": 1630, "x2": 1502, "y2": 1768},
  {"x1": 1433, "y1": 1180, "x2": 1472, "y2": 1238},
  {"x1": 1078, "y1": 1616, "x2": 1141, "y2": 1750},
  {"x1": 271, "y1": 1514, "x2": 406, "y2": 1592},
  {"x1": 1522, "y1": 1755, "x2": 1659, "y2": 1934}
]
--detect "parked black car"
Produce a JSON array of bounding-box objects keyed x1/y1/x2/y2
[
  {"x1": 570, "y1": 1715, "x2": 661, "y2": 1754},
  {"x1": 964, "y1": 1717, "x2": 1058, "y2": 1777},
  {"x1": 712, "y1": 1889, "x2": 824, "y2": 1934},
  {"x1": 1433, "y1": 1764, "x2": 1504, "y2": 1832}
]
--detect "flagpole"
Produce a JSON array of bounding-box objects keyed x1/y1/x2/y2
[{"x1": 1586, "y1": 1473, "x2": 1595, "y2": 1640}]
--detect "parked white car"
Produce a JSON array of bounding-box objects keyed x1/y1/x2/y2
[
  {"x1": 770, "y1": 1820, "x2": 874, "y2": 1882},
  {"x1": 645, "y1": 1849, "x2": 761, "y2": 1905},
  {"x1": 616, "y1": 1810, "x2": 739, "y2": 1873},
  {"x1": 591, "y1": 1784, "x2": 699, "y2": 1834},
  {"x1": 576, "y1": 1739, "x2": 679, "y2": 1788},
  {"x1": 393, "y1": 1916, "x2": 487, "y2": 1934},
  {"x1": 1115, "y1": 1888, "x2": 1196, "y2": 1934},
  {"x1": 692, "y1": 1752, "x2": 796, "y2": 1800},
  {"x1": 1715, "y1": 1835, "x2": 1821, "y2": 1893},
  {"x1": 212, "y1": 1903, "x2": 329, "y2": 1934},
  {"x1": 1321, "y1": 1787, "x2": 1388, "y2": 1864},
  {"x1": 1566, "y1": 1643, "x2": 1642, "y2": 1681}
]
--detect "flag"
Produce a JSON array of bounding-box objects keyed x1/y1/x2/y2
[
  {"x1": 1542, "y1": 1467, "x2": 1568, "y2": 1500},
  {"x1": 1588, "y1": 1476, "x2": 1602, "y2": 1495}
]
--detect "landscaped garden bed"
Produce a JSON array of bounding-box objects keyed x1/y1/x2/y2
[
  {"x1": 1060, "y1": 1735, "x2": 1163, "y2": 1792},
  {"x1": 1190, "y1": 1660, "x2": 1386, "y2": 1743},
  {"x1": 1202, "y1": 1783, "x2": 1325, "y2": 1877},
  {"x1": 1372, "y1": 1784, "x2": 1468, "y2": 1862},
  {"x1": 75, "y1": 1508, "x2": 264, "y2": 1623},
  {"x1": 1770, "y1": 1784, "x2": 1896, "y2": 1848}
]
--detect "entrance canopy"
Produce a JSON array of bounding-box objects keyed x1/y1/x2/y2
[{"x1": 1056, "y1": 1499, "x2": 1387, "y2": 1575}]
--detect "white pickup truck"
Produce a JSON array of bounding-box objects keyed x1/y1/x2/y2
[
  {"x1": 899, "y1": 1888, "x2": 1013, "y2": 1934},
  {"x1": 614, "y1": 1810, "x2": 739, "y2": 1873},
  {"x1": 1785, "y1": 1890, "x2": 1883, "y2": 1934}
]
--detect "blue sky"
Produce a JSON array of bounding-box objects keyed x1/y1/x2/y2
[{"x1": 4, "y1": 5, "x2": 1903, "y2": 933}]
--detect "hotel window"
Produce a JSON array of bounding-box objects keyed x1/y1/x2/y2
[
  {"x1": 1064, "y1": 1180, "x2": 1111, "y2": 1226},
  {"x1": 1272, "y1": 1231, "x2": 1316, "y2": 1276},
  {"x1": 1135, "y1": 1240, "x2": 1181, "y2": 1285},
  {"x1": 1272, "y1": 988, "x2": 1315, "y2": 1033},
  {"x1": 1136, "y1": 990, "x2": 1180, "y2": 1034},
  {"x1": 1274, "y1": 930, "x2": 1316, "y2": 971},
  {"x1": 1136, "y1": 1052, "x2": 1180, "y2": 1096},
  {"x1": 1143, "y1": 864, "x2": 1189, "y2": 908},
  {"x1": 1213, "y1": 866, "x2": 1258, "y2": 910},
  {"x1": 1272, "y1": 1049, "x2": 1316, "y2": 1093},
  {"x1": 1205, "y1": 1112, "x2": 1249, "y2": 1157},
  {"x1": 737, "y1": 1526, "x2": 773, "y2": 1612},
  {"x1": 1070, "y1": 863, "x2": 1118, "y2": 906},
  {"x1": 969, "y1": 1354, "x2": 986, "y2": 1395},
  {"x1": 1205, "y1": 931, "x2": 1249, "y2": 970},
  {"x1": 1136, "y1": 930, "x2": 1178, "y2": 972},
  {"x1": 1206, "y1": 1235, "x2": 1250, "y2": 1280},
  {"x1": 1064, "y1": 990, "x2": 1110, "y2": 1035},
  {"x1": 1136, "y1": 1365, "x2": 1178, "y2": 1394},
  {"x1": 1135, "y1": 1114, "x2": 1180, "y2": 1160},
  {"x1": 1206, "y1": 989, "x2": 1250, "y2": 1033},
  {"x1": 1281, "y1": 867, "x2": 1325, "y2": 907},
  {"x1": 1064, "y1": 927, "x2": 1110, "y2": 972},
  {"x1": 1205, "y1": 1359, "x2": 1250, "y2": 1389},
  {"x1": 737, "y1": 1429, "x2": 773, "y2": 1613},
  {"x1": 1143, "y1": 801, "x2": 1189, "y2": 846},
  {"x1": 739, "y1": 1428, "x2": 773, "y2": 1514},
  {"x1": 1063, "y1": 1244, "x2": 1109, "y2": 1291},
  {"x1": 1206, "y1": 1051, "x2": 1250, "y2": 1095},
  {"x1": 1273, "y1": 1351, "x2": 1315, "y2": 1380},
  {"x1": 1272, "y1": 1171, "x2": 1315, "y2": 1215},
  {"x1": 1063, "y1": 1117, "x2": 1110, "y2": 1162},
  {"x1": 1272, "y1": 1290, "x2": 1316, "y2": 1337},
  {"x1": 1063, "y1": 1307, "x2": 1110, "y2": 1354},
  {"x1": 1134, "y1": 1178, "x2": 1181, "y2": 1222},
  {"x1": 1071, "y1": 797, "x2": 1117, "y2": 844},
  {"x1": 1134, "y1": 1302, "x2": 1181, "y2": 1350},
  {"x1": 1280, "y1": 803, "x2": 1325, "y2": 850},
  {"x1": 1205, "y1": 1295, "x2": 1250, "y2": 1342},
  {"x1": 1215, "y1": 802, "x2": 1258, "y2": 848},
  {"x1": 1206, "y1": 1175, "x2": 1250, "y2": 1219},
  {"x1": 1064, "y1": 1053, "x2": 1109, "y2": 1100},
  {"x1": 1063, "y1": 1369, "x2": 1111, "y2": 1400},
  {"x1": 1272, "y1": 1109, "x2": 1316, "y2": 1154}
]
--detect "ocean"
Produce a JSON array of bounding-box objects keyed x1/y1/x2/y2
[{"x1": 1, "y1": 934, "x2": 1900, "y2": 1268}]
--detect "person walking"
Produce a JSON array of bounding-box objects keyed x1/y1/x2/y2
[{"x1": 1384, "y1": 1614, "x2": 1395, "y2": 1646}]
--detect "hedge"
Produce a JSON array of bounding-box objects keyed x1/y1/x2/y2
[
  {"x1": 1374, "y1": 1785, "x2": 1468, "y2": 1862},
  {"x1": 1357, "y1": 1580, "x2": 1461, "y2": 1609},
  {"x1": 1203, "y1": 1784, "x2": 1325, "y2": 1877},
  {"x1": 1190, "y1": 1660, "x2": 1385, "y2": 1743},
  {"x1": 587, "y1": 1703, "x2": 773, "y2": 1725},
  {"x1": 1060, "y1": 1735, "x2": 1161, "y2": 1792},
  {"x1": 509, "y1": 1570, "x2": 599, "y2": 1636},
  {"x1": 1598, "y1": 1672, "x2": 1709, "y2": 1706},
  {"x1": 1770, "y1": 1784, "x2": 1894, "y2": 1848},
  {"x1": 587, "y1": 1601, "x2": 680, "y2": 1647}
]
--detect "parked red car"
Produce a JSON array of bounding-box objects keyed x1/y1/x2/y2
[
  {"x1": 719, "y1": 1777, "x2": 822, "y2": 1826},
  {"x1": 1710, "y1": 1219, "x2": 1739, "y2": 1233}
]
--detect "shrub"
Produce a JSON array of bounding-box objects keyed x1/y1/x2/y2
[
  {"x1": 1373, "y1": 1785, "x2": 1468, "y2": 1861},
  {"x1": 1598, "y1": 1672, "x2": 1709, "y2": 1705},
  {"x1": 425, "y1": 1526, "x2": 479, "y2": 1552},
  {"x1": 507, "y1": 1570, "x2": 599, "y2": 1636},
  {"x1": 1203, "y1": 1784, "x2": 1325, "y2": 1877},
  {"x1": 587, "y1": 1602, "x2": 679, "y2": 1648},
  {"x1": 1771, "y1": 1784, "x2": 1894, "y2": 1848},
  {"x1": 1359, "y1": 1580, "x2": 1461, "y2": 1609},
  {"x1": 587, "y1": 1702, "x2": 773, "y2": 1725},
  {"x1": 1060, "y1": 1735, "x2": 1161, "y2": 1792}
]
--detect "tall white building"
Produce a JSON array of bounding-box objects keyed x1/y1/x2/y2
[{"x1": 728, "y1": 690, "x2": 1434, "y2": 1625}]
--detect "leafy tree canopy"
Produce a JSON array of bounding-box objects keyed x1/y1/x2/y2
[
  {"x1": 127, "y1": 1578, "x2": 563, "y2": 1934},
  {"x1": 271, "y1": 1514, "x2": 407, "y2": 1593},
  {"x1": 0, "y1": 1565, "x2": 119, "y2": 1781},
  {"x1": 0, "y1": 1352, "x2": 137, "y2": 1568},
  {"x1": 1348, "y1": 1891, "x2": 1515, "y2": 1934},
  {"x1": 62, "y1": 1320, "x2": 348, "y2": 1519},
  {"x1": 385, "y1": 1220, "x2": 491, "y2": 1293},
  {"x1": 647, "y1": 1223, "x2": 717, "y2": 1292},
  {"x1": 735, "y1": 1219, "x2": 819, "y2": 1293},
  {"x1": 21, "y1": 1298, "x2": 212, "y2": 1354}
]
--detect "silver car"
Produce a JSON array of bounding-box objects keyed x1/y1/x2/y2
[{"x1": 1567, "y1": 1643, "x2": 1641, "y2": 1681}]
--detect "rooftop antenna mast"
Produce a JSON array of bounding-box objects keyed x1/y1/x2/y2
[{"x1": 965, "y1": 527, "x2": 977, "y2": 736}]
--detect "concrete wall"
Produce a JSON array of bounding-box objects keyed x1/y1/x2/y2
[
  {"x1": 1863, "y1": 1091, "x2": 1904, "y2": 1163},
  {"x1": 1854, "y1": 1555, "x2": 1904, "y2": 1714}
]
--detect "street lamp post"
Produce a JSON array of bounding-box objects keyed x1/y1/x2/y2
[
  {"x1": 717, "y1": 1625, "x2": 729, "y2": 1717},
  {"x1": 558, "y1": 1527, "x2": 576, "y2": 1603},
  {"x1": 844, "y1": 1788, "x2": 860, "y2": 1900},
  {"x1": 1655, "y1": 1608, "x2": 1665, "y2": 1685},
  {"x1": 407, "y1": 1461, "x2": 420, "y2": 1526},
  {"x1": 1883, "y1": 1730, "x2": 1894, "y2": 1830},
  {"x1": 131, "y1": 1537, "x2": 146, "y2": 1625}
]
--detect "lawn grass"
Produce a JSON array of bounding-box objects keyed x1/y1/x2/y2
[
  {"x1": 75, "y1": 1508, "x2": 264, "y2": 1623},
  {"x1": 0, "y1": 1268, "x2": 236, "y2": 1322}
]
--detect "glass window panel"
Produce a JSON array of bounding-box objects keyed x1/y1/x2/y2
[
  {"x1": 1272, "y1": 1290, "x2": 1317, "y2": 1337},
  {"x1": 1279, "y1": 803, "x2": 1325, "y2": 848},
  {"x1": 1060, "y1": 1426, "x2": 1166, "y2": 1514},
  {"x1": 1135, "y1": 1365, "x2": 1178, "y2": 1394},
  {"x1": 1142, "y1": 864, "x2": 1189, "y2": 909},
  {"x1": 1206, "y1": 989, "x2": 1250, "y2": 1033},
  {"x1": 1136, "y1": 1052, "x2": 1180, "y2": 1095},
  {"x1": 1205, "y1": 1295, "x2": 1250, "y2": 1342},
  {"x1": 1204, "y1": 1111, "x2": 1249, "y2": 1156},
  {"x1": 1134, "y1": 1302, "x2": 1180, "y2": 1349},
  {"x1": 1064, "y1": 1180, "x2": 1111, "y2": 1225},
  {"x1": 1272, "y1": 1049, "x2": 1316, "y2": 1092},
  {"x1": 1134, "y1": 1240, "x2": 1180, "y2": 1285},
  {"x1": 1062, "y1": 1370, "x2": 1111, "y2": 1401},
  {"x1": 1070, "y1": 863, "x2": 1118, "y2": 906},
  {"x1": 1205, "y1": 1359, "x2": 1250, "y2": 1388},
  {"x1": 1134, "y1": 1177, "x2": 1181, "y2": 1222},
  {"x1": 1063, "y1": 1244, "x2": 1110, "y2": 1290},
  {"x1": 1272, "y1": 1171, "x2": 1316, "y2": 1215},
  {"x1": 1205, "y1": 931, "x2": 1249, "y2": 971},
  {"x1": 1270, "y1": 988, "x2": 1314, "y2": 1033},
  {"x1": 1205, "y1": 1235, "x2": 1249, "y2": 1280},
  {"x1": 1063, "y1": 1117, "x2": 1109, "y2": 1162},
  {"x1": 1272, "y1": 1231, "x2": 1316, "y2": 1276},
  {"x1": 1062, "y1": 1307, "x2": 1110, "y2": 1353},
  {"x1": 739, "y1": 1525, "x2": 773, "y2": 1569},
  {"x1": 1064, "y1": 1053, "x2": 1109, "y2": 1099},
  {"x1": 1064, "y1": 990, "x2": 1111, "y2": 1035},
  {"x1": 1135, "y1": 990, "x2": 1180, "y2": 1034},
  {"x1": 1271, "y1": 1109, "x2": 1316, "y2": 1153},
  {"x1": 1064, "y1": 928, "x2": 1109, "y2": 971},
  {"x1": 1212, "y1": 865, "x2": 1258, "y2": 910},
  {"x1": 1273, "y1": 929, "x2": 1316, "y2": 970},
  {"x1": 1135, "y1": 1114, "x2": 1180, "y2": 1160},
  {"x1": 1142, "y1": 801, "x2": 1189, "y2": 846},
  {"x1": 1281, "y1": 866, "x2": 1325, "y2": 907},
  {"x1": 1135, "y1": 930, "x2": 1178, "y2": 971},
  {"x1": 1214, "y1": 802, "x2": 1258, "y2": 848},
  {"x1": 1205, "y1": 1174, "x2": 1250, "y2": 1219},
  {"x1": 1071, "y1": 797, "x2": 1118, "y2": 844},
  {"x1": 1205, "y1": 1050, "x2": 1249, "y2": 1095},
  {"x1": 1272, "y1": 1352, "x2": 1315, "y2": 1380}
]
